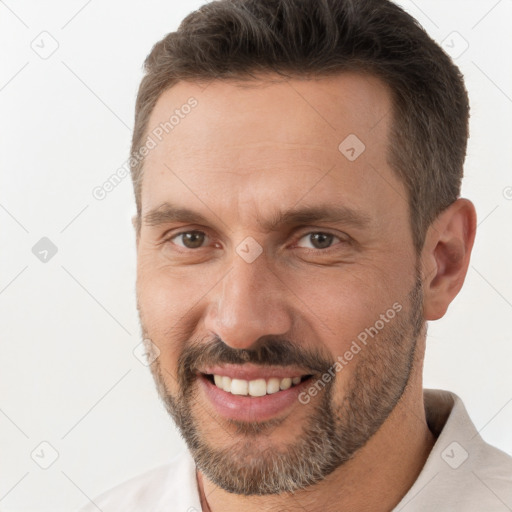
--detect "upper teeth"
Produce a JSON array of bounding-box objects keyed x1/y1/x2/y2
[{"x1": 213, "y1": 375, "x2": 302, "y2": 396}]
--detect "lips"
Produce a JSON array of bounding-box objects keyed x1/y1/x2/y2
[
  {"x1": 196, "y1": 364, "x2": 314, "y2": 422},
  {"x1": 198, "y1": 364, "x2": 311, "y2": 381}
]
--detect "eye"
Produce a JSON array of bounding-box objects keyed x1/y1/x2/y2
[
  {"x1": 296, "y1": 232, "x2": 342, "y2": 250},
  {"x1": 169, "y1": 230, "x2": 209, "y2": 249}
]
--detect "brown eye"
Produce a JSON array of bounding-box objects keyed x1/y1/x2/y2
[
  {"x1": 296, "y1": 232, "x2": 340, "y2": 250},
  {"x1": 171, "y1": 231, "x2": 208, "y2": 249}
]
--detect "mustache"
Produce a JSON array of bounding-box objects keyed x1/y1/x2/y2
[{"x1": 177, "y1": 335, "x2": 333, "y2": 384}]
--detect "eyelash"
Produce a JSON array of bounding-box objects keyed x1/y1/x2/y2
[{"x1": 163, "y1": 229, "x2": 348, "y2": 253}]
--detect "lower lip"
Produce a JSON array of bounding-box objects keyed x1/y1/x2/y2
[{"x1": 198, "y1": 374, "x2": 311, "y2": 423}]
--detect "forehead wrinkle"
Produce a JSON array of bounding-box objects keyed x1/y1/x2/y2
[
  {"x1": 142, "y1": 201, "x2": 373, "y2": 235},
  {"x1": 257, "y1": 204, "x2": 373, "y2": 232}
]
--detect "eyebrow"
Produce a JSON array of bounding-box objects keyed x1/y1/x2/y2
[{"x1": 143, "y1": 202, "x2": 372, "y2": 232}]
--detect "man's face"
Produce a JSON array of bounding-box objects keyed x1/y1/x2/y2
[{"x1": 135, "y1": 72, "x2": 424, "y2": 494}]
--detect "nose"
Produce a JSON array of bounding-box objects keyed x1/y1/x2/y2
[{"x1": 203, "y1": 250, "x2": 292, "y2": 350}]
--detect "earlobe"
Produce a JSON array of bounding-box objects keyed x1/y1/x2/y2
[{"x1": 421, "y1": 198, "x2": 477, "y2": 321}]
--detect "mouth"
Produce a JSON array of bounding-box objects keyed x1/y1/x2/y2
[
  {"x1": 196, "y1": 366, "x2": 316, "y2": 422},
  {"x1": 203, "y1": 373, "x2": 312, "y2": 397}
]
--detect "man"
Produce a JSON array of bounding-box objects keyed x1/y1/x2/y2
[{"x1": 79, "y1": 0, "x2": 512, "y2": 510}]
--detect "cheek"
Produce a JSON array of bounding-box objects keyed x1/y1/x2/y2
[
  {"x1": 136, "y1": 254, "x2": 213, "y2": 320},
  {"x1": 287, "y1": 267, "x2": 396, "y2": 352},
  {"x1": 136, "y1": 258, "x2": 216, "y2": 372}
]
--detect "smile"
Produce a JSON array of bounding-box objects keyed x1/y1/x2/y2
[
  {"x1": 196, "y1": 366, "x2": 316, "y2": 422},
  {"x1": 205, "y1": 374, "x2": 309, "y2": 397}
]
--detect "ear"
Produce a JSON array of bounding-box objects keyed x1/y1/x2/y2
[{"x1": 421, "y1": 198, "x2": 477, "y2": 321}]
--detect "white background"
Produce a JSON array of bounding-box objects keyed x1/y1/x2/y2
[{"x1": 1, "y1": 1, "x2": 511, "y2": 511}]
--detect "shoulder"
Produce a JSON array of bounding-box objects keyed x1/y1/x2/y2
[
  {"x1": 468, "y1": 430, "x2": 512, "y2": 503},
  {"x1": 76, "y1": 449, "x2": 201, "y2": 512},
  {"x1": 436, "y1": 389, "x2": 512, "y2": 480},
  {"x1": 396, "y1": 389, "x2": 512, "y2": 511},
  {"x1": 78, "y1": 464, "x2": 172, "y2": 510}
]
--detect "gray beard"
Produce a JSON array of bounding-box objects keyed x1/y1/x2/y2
[{"x1": 141, "y1": 273, "x2": 424, "y2": 495}]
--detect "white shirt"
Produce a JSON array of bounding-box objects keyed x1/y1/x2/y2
[{"x1": 77, "y1": 389, "x2": 512, "y2": 511}]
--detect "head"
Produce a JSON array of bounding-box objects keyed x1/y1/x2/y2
[{"x1": 132, "y1": 0, "x2": 476, "y2": 496}]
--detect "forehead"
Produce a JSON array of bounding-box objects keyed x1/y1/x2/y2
[{"x1": 140, "y1": 72, "x2": 406, "y2": 230}]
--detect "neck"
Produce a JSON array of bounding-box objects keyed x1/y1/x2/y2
[{"x1": 197, "y1": 342, "x2": 435, "y2": 512}]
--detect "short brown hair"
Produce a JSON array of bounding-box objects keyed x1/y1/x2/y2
[{"x1": 131, "y1": 0, "x2": 470, "y2": 253}]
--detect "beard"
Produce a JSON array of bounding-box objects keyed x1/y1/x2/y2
[{"x1": 138, "y1": 271, "x2": 424, "y2": 496}]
